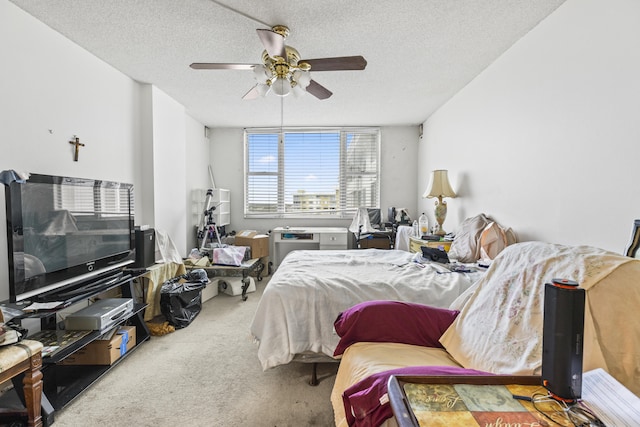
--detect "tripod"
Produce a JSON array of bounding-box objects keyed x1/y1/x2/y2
[{"x1": 197, "y1": 189, "x2": 223, "y2": 252}]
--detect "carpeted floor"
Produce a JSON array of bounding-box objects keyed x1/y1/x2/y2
[{"x1": 52, "y1": 276, "x2": 339, "y2": 427}]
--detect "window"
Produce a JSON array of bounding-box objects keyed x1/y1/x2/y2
[{"x1": 245, "y1": 127, "x2": 380, "y2": 218}]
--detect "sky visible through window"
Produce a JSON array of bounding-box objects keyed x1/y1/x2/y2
[
  {"x1": 285, "y1": 132, "x2": 339, "y2": 199},
  {"x1": 249, "y1": 132, "x2": 353, "y2": 204}
]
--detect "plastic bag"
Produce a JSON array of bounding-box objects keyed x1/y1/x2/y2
[
  {"x1": 211, "y1": 246, "x2": 246, "y2": 266},
  {"x1": 160, "y1": 269, "x2": 208, "y2": 329}
]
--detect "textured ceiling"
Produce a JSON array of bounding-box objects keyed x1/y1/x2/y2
[{"x1": 10, "y1": 0, "x2": 566, "y2": 128}]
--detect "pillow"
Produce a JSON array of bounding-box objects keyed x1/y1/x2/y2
[
  {"x1": 333, "y1": 300, "x2": 459, "y2": 356},
  {"x1": 478, "y1": 221, "x2": 516, "y2": 260},
  {"x1": 342, "y1": 365, "x2": 488, "y2": 427},
  {"x1": 440, "y1": 241, "x2": 631, "y2": 376},
  {"x1": 447, "y1": 213, "x2": 490, "y2": 262}
]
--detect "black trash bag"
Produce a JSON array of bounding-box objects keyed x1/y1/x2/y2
[{"x1": 160, "y1": 269, "x2": 208, "y2": 329}]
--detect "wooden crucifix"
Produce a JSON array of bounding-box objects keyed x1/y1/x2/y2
[{"x1": 69, "y1": 136, "x2": 85, "y2": 161}]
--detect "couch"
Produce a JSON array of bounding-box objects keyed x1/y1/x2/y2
[{"x1": 330, "y1": 241, "x2": 640, "y2": 427}]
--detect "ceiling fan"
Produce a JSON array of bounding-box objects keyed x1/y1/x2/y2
[{"x1": 190, "y1": 25, "x2": 367, "y2": 100}]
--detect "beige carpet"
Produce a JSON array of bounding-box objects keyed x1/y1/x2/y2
[{"x1": 52, "y1": 276, "x2": 339, "y2": 427}]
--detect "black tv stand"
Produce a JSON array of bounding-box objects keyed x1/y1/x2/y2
[
  {"x1": 1, "y1": 272, "x2": 150, "y2": 427},
  {"x1": 35, "y1": 270, "x2": 132, "y2": 305}
]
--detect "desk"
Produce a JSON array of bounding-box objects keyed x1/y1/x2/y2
[
  {"x1": 388, "y1": 375, "x2": 543, "y2": 427},
  {"x1": 0, "y1": 340, "x2": 44, "y2": 427},
  {"x1": 271, "y1": 227, "x2": 348, "y2": 268},
  {"x1": 136, "y1": 262, "x2": 187, "y2": 321},
  {"x1": 185, "y1": 258, "x2": 264, "y2": 301}
]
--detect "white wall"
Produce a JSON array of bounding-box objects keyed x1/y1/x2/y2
[
  {"x1": 149, "y1": 87, "x2": 188, "y2": 253},
  {"x1": 185, "y1": 120, "x2": 211, "y2": 250},
  {"x1": 419, "y1": 0, "x2": 640, "y2": 253},
  {"x1": 0, "y1": 2, "x2": 209, "y2": 300},
  {"x1": 209, "y1": 126, "x2": 419, "y2": 235},
  {"x1": 0, "y1": 1, "x2": 140, "y2": 184},
  {"x1": 135, "y1": 85, "x2": 211, "y2": 255}
]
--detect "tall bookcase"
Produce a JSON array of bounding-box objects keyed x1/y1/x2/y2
[
  {"x1": 193, "y1": 188, "x2": 230, "y2": 228},
  {"x1": 210, "y1": 188, "x2": 230, "y2": 226}
]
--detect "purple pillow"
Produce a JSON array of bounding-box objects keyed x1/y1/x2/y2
[
  {"x1": 343, "y1": 366, "x2": 489, "y2": 427},
  {"x1": 333, "y1": 300, "x2": 459, "y2": 356}
]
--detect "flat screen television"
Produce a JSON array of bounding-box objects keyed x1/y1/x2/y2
[{"x1": 4, "y1": 173, "x2": 135, "y2": 302}]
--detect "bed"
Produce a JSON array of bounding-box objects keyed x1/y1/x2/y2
[{"x1": 249, "y1": 248, "x2": 483, "y2": 372}]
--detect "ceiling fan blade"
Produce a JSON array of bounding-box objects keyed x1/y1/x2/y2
[
  {"x1": 306, "y1": 80, "x2": 333, "y2": 100},
  {"x1": 256, "y1": 29, "x2": 286, "y2": 59},
  {"x1": 190, "y1": 63, "x2": 256, "y2": 70},
  {"x1": 299, "y1": 56, "x2": 367, "y2": 71},
  {"x1": 242, "y1": 85, "x2": 261, "y2": 100}
]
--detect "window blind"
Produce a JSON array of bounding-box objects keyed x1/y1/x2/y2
[{"x1": 245, "y1": 127, "x2": 380, "y2": 218}]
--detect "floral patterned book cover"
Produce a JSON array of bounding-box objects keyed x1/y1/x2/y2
[{"x1": 404, "y1": 383, "x2": 550, "y2": 426}]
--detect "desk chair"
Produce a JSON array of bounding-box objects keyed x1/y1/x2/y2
[{"x1": 349, "y1": 208, "x2": 393, "y2": 249}]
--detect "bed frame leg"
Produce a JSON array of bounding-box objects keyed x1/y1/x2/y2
[{"x1": 309, "y1": 363, "x2": 319, "y2": 386}]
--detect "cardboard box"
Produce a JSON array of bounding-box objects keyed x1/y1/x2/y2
[
  {"x1": 234, "y1": 230, "x2": 269, "y2": 258},
  {"x1": 60, "y1": 325, "x2": 136, "y2": 365}
]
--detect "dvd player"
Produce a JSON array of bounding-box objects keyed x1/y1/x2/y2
[{"x1": 65, "y1": 298, "x2": 134, "y2": 331}]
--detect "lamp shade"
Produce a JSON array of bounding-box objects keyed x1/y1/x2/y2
[
  {"x1": 256, "y1": 82, "x2": 272, "y2": 97},
  {"x1": 272, "y1": 77, "x2": 291, "y2": 96},
  {"x1": 252, "y1": 64, "x2": 271, "y2": 82},
  {"x1": 293, "y1": 69, "x2": 311, "y2": 88},
  {"x1": 423, "y1": 170, "x2": 456, "y2": 199}
]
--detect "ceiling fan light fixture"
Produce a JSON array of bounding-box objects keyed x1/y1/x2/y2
[
  {"x1": 293, "y1": 69, "x2": 311, "y2": 88},
  {"x1": 252, "y1": 64, "x2": 270, "y2": 81},
  {"x1": 256, "y1": 82, "x2": 272, "y2": 97},
  {"x1": 291, "y1": 82, "x2": 307, "y2": 98},
  {"x1": 272, "y1": 77, "x2": 291, "y2": 97}
]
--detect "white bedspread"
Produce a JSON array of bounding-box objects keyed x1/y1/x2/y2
[{"x1": 250, "y1": 249, "x2": 481, "y2": 370}]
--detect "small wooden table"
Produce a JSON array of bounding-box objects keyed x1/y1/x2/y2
[
  {"x1": 388, "y1": 375, "x2": 546, "y2": 427},
  {"x1": 0, "y1": 339, "x2": 44, "y2": 427},
  {"x1": 186, "y1": 258, "x2": 264, "y2": 301},
  {"x1": 409, "y1": 236, "x2": 452, "y2": 254}
]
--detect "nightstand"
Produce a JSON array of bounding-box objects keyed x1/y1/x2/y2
[{"x1": 409, "y1": 236, "x2": 452, "y2": 253}]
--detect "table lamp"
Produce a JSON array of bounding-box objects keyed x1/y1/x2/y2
[{"x1": 423, "y1": 170, "x2": 457, "y2": 236}]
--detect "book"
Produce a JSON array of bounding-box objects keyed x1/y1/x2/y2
[
  {"x1": 582, "y1": 368, "x2": 640, "y2": 426},
  {"x1": 404, "y1": 383, "x2": 545, "y2": 425}
]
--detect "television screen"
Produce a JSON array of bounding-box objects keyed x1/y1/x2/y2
[{"x1": 5, "y1": 174, "x2": 135, "y2": 302}]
